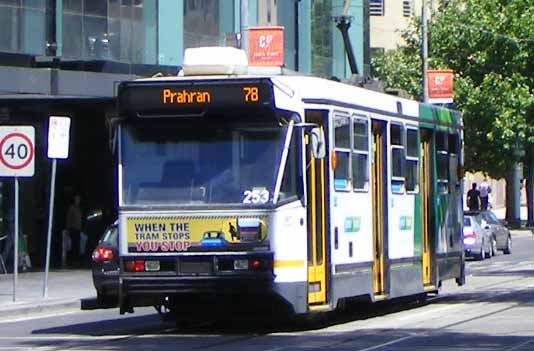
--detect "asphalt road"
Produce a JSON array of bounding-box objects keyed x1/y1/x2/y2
[{"x1": 0, "y1": 233, "x2": 533, "y2": 351}]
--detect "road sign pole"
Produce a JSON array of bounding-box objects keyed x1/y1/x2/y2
[
  {"x1": 43, "y1": 159, "x2": 57, "y2": 298},
  {"x1": 13, "y1": 177, "x2": 19, "y2": 302}
]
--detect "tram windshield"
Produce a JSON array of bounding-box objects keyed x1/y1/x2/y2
[{"x1": 119, "y1": 117, "x2": 299, "y2": 207}]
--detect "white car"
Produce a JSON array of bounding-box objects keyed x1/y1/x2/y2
[{"x1": 463, "y1": 213, "x2": 494, "y2": 260}]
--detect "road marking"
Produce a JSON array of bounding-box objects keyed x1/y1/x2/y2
[
  {"x1": 356, "y1": 336, "x2": 414, "y2": 351},
  {"x1": 396, "y1": 304, "x2": 458, "y2": 321}
]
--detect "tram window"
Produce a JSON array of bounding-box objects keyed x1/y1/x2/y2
[
  {"x1": 406, "y1": 159, "x2": 419, "y2": 192},
  {"x1": 279, "y1": 132, "x2": 301, "y2": 202},
  {"x1": 334, "y1": 115, "x2": 351, "y2": 191},
  {"x1": 449, "y1": 133, "x2": 460, "y2": 187},
  {"x1": 391, "y1": 124, "x2": 403, "y2": 146},
  {"x1": 406, "y1": 128, "x2": 419, "y2": 192},
  {"x1": 352, "y1": 118, "x2": 369, "y2": 191},
  {"x1": 449, "y1": 133, "x2": 459, "y2": 155},
  {"x1": 436, "y1": 131, "x2": 447, "y2": 151},
  {"x1": 334, "y1": 115, "x2": 350, "y2": 149},
  {"x1": 392, "y1": 148, "x2": 405, "y2": 178},
  {"x1": 436, "y1": 131, "x2": 449, "y2": 193},
  {"x1": 334, "y1": 151, "x2": 350, "y2": 190},
  {"x1": 406, "y1": 129, "x2": 418, "y2": 157},
  {"x1": 391, "y1": 124, "x2": 405, "y2": 193},
  {"x1": 352, "y1": 153, "x2": 369, "y2": 190},
  {"x1": 353, "y1": 119, "x2": 368, "y2": 151},
  {"x1": 437, "y1": 151, "x2": 449, "y2": 193}
]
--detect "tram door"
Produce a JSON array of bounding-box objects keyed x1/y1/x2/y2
[
  {"x1": 306, "y1": 124, "x2": 327, "y2": 305},
  {"x1": 371, "y1": 121, "x2": 387, "y2": 296},
  {"x1": 420, "y1": 130, "x2": 433, "y2": 286}
]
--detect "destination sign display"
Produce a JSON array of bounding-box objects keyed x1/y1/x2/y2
[{"x1": 118, "y1": 79, "x2": 273, "y2": 116}]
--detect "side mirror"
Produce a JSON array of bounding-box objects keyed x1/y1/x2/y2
[{"x1": 310, "y1": 127, "x2": 326, "y2": 159}]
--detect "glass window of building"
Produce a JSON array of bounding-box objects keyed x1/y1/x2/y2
[
  {"x1": 369, "y1": 0, "x2": 384, "y2": 16},
  {"x1": 62, "y1": 0, "x2": 157, "y2": 64},
  {"x1": 0, "y1": 0, "x2": 46, "y2": 55},
  {"x1": 311, "y1": 0, "x2": 333, "y2": 77},
  {"x1": 184, "y1": 0, "x2": 235, "y2": 49}
]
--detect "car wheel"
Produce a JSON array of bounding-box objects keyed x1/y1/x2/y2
[{"x1": 503, "y1": 236, "x2": 512, "y2": 255}]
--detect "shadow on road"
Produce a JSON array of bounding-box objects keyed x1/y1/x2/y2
[{"x1": 20, "y1": 327, "x2": 534, "y2": 351}]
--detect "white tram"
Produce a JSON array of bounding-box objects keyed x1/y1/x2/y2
[{"x1": 114, "y1": 47, "x2": 464, "y2": 317}]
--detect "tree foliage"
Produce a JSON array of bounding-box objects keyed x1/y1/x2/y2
[{"x1": 371, "y1": 0, "x2": 534, "y2": 179}]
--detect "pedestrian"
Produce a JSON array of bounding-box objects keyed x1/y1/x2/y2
[
  {"x1": 479, "y1": 178, "x2": 492, "y2": 210},
  {"x1": 466, "y1": 182, "x2": 481, "y2": 211},
  {"x1": 65, "y1": 194, "x2": 83, "y2": 266}
]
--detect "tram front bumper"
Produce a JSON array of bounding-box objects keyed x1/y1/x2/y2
[{"x1": 120, "y1": 273, "x2": 275, "y2": 308}]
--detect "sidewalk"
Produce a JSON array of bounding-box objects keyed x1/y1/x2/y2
[
  {"x1": 492, "y1": 205, "x2": 534, "y2": 236},
  {"x1": 0, "y1": 269, "x2": 96, "y2": 321}
]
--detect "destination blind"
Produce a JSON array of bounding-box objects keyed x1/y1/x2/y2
[{"x1": 118, "y1": 79, "x2": 273, "y2": 116}]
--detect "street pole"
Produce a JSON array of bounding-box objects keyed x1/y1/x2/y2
[
  {"x1": 240, "y1": 0, "x2": 249, "y2": 55},
  {"x1": 43, "y1": 158, "x2": 57, "y2": 298},
  {"x1": 421, "y1": 0, "x2": 429, "y2": 103},
  {"x1": 512, "y1": 162, "x2": 522, "y2": 227},
  {"x1": 13, "y1": 177, "x2": 19, "y2": 302}
]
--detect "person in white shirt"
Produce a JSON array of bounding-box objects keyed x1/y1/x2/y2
[{"x1": 479, "y1": 178, "x2": 491, "y2": 210}]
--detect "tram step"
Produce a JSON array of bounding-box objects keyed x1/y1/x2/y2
[
  {"x1": 423, "y1": 285, "x2": 438, "y2": 292},
  {"x1": 308, "y1": 304, "x2": 332, "y2": 312},
  {"x1": 373, "y1": 294, "x2": 388, "y2": 301}
]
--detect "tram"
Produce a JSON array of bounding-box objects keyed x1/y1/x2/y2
[{"x1": 113, "y1": 47, "x2": 464, "y2": 317}]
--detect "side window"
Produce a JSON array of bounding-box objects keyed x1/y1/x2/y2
[
  {"x1": 436, "y1": 131, "x2": 448, "y2": 193},
  {"x1": 352, "y1": 117, "x2": 369, "y2": 191},
  {"x1": 406, "y1": 128, "x2": 419, "y2": 192},
  {"x1": 334, "y1": 115, "x2": 351, "y2": 190},
  {"x1": 449, "y1": 133, "x2": 460, "y2": 188},
  {"x1": 391, "y1": 123, "x2": 405, "y2": 193}
]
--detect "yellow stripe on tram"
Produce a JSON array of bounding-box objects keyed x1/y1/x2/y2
[{"x1": 274, "y1": 260, "x2": 306, "y2": 268}]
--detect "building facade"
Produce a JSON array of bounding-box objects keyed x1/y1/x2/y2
[{"x1": 0, "y1": 0, "x2": 367, "y2": 270}]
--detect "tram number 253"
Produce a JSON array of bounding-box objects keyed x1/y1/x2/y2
[{"x1": 243, "y1": 87, "x2": 259, "y2": 103}]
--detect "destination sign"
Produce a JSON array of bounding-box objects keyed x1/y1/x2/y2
[{"x1": 118, "y1": 79, "x2": 273, "y2": 116}]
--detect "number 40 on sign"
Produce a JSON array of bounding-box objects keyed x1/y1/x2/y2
[{"x1": 0, "y1": 126, "x2": 35, "y2": 177}]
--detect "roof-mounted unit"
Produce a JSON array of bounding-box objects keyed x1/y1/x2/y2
[{"x1": 181, "y1": 47, "x2": 248, "y2": 76}]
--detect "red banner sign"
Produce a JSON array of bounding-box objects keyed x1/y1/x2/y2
[
  {"x1": 427, "y1": 69, "x2": 454, "y2": 103},
  {"x1": 248, "y1": 26, "x2": 284, "y2": 66}
]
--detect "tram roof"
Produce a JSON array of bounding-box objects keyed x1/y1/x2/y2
[
  {"x1": 131, "y1": 47, "x2": 460, "y2": 128},
  {"x1": 133, "y1": 72, "x2": 460, "y2": 129}
]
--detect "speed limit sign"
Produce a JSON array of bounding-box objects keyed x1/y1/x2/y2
[{"x1": 0, "y1": 126, "x2": 35, "y2": 177}]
